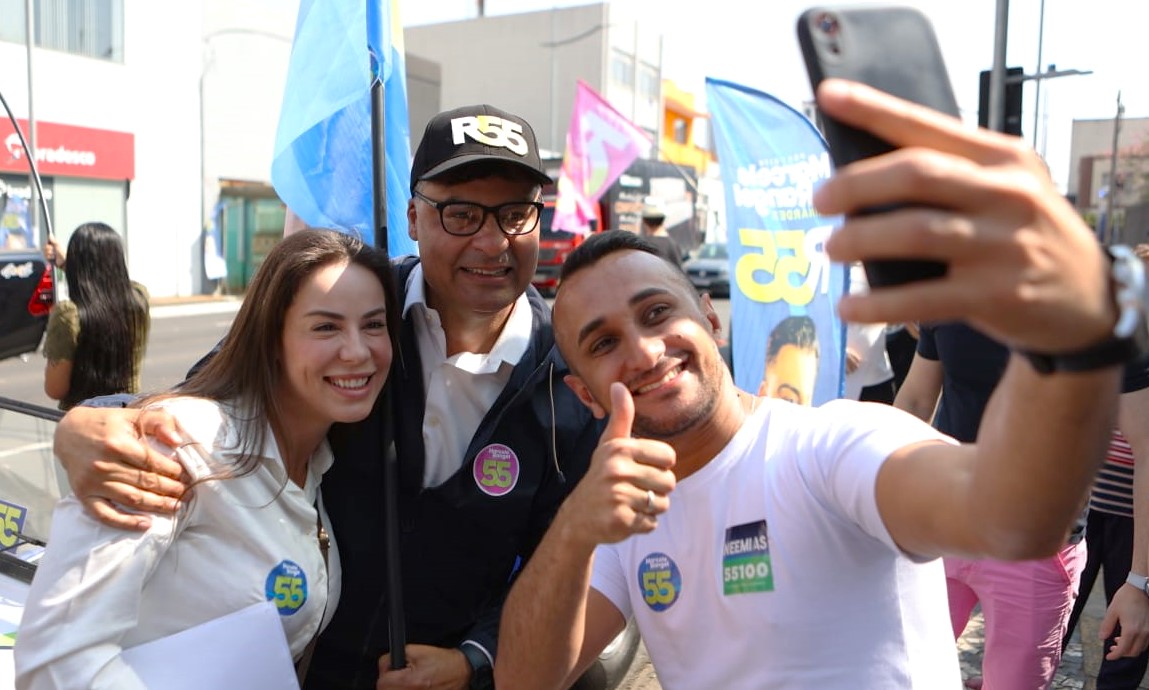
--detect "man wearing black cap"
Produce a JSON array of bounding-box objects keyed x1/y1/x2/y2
[
  {"x1": 316, "y1": 104, "x2": 602, "y2": 690},
  {"x1": 50, "y1": 104, "x2": 606, "y2": 690}
]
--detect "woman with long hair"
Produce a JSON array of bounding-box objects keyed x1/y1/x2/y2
[
  {"x1": 42, "y1": 222, "x2": 150, "y2": 409},
  {"x1": 16, "y1": 229, "x2": 400, "y2": 688}
]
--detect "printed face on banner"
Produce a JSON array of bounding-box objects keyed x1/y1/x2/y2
[{"x1": 758, "y1": 343, "x2": 819, "y2": 406}]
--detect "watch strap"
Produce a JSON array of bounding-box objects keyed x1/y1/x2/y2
[
  {"x1": 459, "y1": 643, "x2": 494, "y2": 690},
  {"x1": 1126, "y1": 571, "x2": 1149, "y2": 596},
  {"x1": 1021, "y1": 245, "x2": 1148, "y2": 374},
  {"x1": 1021, "y1": 334, "x2": 1144, "y2": 374}
]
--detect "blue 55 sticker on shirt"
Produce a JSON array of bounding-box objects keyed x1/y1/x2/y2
[
  {"x1": 637, "y1": 552, "x2": 681, "y2": 612},
  {"x1": 266, "y1": 560, "x2": 308, "y2": 615},
  {"x1": 723, "y1": 520, "x2": 774, "y2": 595}
]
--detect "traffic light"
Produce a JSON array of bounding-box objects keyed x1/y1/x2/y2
[{"x1": 978, "y1": 67, "x2": 1024, "y2": 137}]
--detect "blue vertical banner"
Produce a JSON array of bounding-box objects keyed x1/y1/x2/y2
[
  {"x1": 271, "y1": 0, "x2": 415, "y2": 255},
  {"x1": 705, "y1": 78, "x2": 846, "y2": 406},
  {"x1": 203, "y1": 200, "x2": 227, "y2": 280}
]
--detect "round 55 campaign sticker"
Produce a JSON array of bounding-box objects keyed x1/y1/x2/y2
[
  {"x1": 473, "y1": 444, "x2": 520, "y2": 496},
  {"x1": 637, "y1": 552, "x2": 682, "y2": 612},
  {"x1": 266, "y1": 560, "x2": 308, "y2": 616}
]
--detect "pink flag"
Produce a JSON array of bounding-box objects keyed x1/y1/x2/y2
[{"x1": 553, "y1": 81, "x2": 652, "y2": 234}]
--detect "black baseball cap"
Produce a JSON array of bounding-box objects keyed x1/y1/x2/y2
[{"x1": 409, "y1": 104, "x2": 552, "y2": 193}]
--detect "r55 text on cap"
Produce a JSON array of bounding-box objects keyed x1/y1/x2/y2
[{"x1": 451, "y1": 116, "x2": 529, "y2": 156}]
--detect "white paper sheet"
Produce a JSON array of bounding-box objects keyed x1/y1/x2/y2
[
  {"x1": 121, "y1": 601, "x2": 299, "y2": 690},
  {"x1": 0, "y1": 572, "x2": 29, "y2": 688}
]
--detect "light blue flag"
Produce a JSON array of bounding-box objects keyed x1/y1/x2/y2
[
  {"x1": 705, "y1": 77, "x2": 847, "y2": 406},
  {"x1": 271, "y1": 0, "x2": 415, "y2": 255}
]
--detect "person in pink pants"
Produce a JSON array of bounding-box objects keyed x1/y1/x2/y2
[
  {"x1": 947, "y1": 545, "x2": 1087, "y2": 688},
  {"x1": 896, "y1": 321, "x2": 1087, "y2": 688}
]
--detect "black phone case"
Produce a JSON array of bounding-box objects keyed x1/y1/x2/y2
[{"x1": 798, "y1": 6, "x2": 959, "y2": 288}]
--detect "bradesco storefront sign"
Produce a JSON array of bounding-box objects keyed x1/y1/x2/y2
[{"x1": 0, "y1": 119, "x2": 134, "y2": 181}]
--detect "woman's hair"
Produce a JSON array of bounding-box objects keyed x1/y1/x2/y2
[
  {"x1": 170, "y1": 229, "x2": 400, "y2": 478},
  {"x1": 63, "y1": 222, "x2": 149, "y2": 409}
]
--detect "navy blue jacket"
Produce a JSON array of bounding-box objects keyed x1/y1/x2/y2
[{"x1": 305, "y1": 256, "x2": 603, "y2": 689}]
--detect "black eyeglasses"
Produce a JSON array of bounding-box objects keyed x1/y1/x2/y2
[{"x1": 413, "y1": 190, "x2": 544, "y2": 237}]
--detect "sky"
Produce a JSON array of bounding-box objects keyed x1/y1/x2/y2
[{"x1": 402, "y1": 0, "x2": 1146, "y2": 192}]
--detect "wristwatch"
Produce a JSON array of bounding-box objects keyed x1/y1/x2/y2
[
  {"x1": 1126, "y1": 571, "x2": 1149, "y2": 597},
  {"x1": 459, "y1": 643, "x2": 494, "y2": 690},
  {"x1": 1022, "y1": 244, "x2": 1149, "y2": 374}
]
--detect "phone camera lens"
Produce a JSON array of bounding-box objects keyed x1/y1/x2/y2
[{"x1": 816, "y1": 12, "x2": 839, "y2": 37}]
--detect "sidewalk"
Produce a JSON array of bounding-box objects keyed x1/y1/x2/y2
[{"x1": 148, "y1": 294, "x2": 243, "y2": 320}]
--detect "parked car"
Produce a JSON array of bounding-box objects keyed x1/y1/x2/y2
[
  {"x1": 683, "y1": 242, "x2": 730, "y2": 297},
  {"x1": 0, "y1": 246, "x2": 55, "y2": 361},
  {"x1": 0, "y1": 396, "x2": 64, "y2": 678}
]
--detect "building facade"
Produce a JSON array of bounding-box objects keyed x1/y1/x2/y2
[
  {"x1": 2, "y1": 1, "x2": 704, "y2": 297},
  {"x1": 406, "y1": 3, "x2": 663, "y2": 157},
  {"x1": 1, "y1": 0, "x2": 202, "y2": 297},
  {"x1": 659, "y1": 80, "x2": 711, "y2": 175},
  {"x1": 1067, "y1": 115, "x2": 1149, "y2": 244}
]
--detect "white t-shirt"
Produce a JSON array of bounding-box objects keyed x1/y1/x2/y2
[
  {"x1": 15, "y1": 397, "x2": 339, "y2": 690},
  {"x1": 590, "y1": 399, "x2": 960, "y2": 690},
  {"x1": 845, "y1": 263, "x2": 894, "y2": 399},
  {"x1": 403, "y1": 264, "x2": 533, "y2": 487}
]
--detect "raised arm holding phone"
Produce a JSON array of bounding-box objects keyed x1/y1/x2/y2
[{"x1": 493, "y1": 76, "x2": 1135, "y2": 689}]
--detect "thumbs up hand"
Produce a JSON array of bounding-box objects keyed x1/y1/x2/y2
[{"x1": 558, "y1": 383, "x2": 677, "y2": 548}]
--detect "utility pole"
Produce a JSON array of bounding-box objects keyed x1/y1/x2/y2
[
  {"x1": 988, "y1": 0, "x2": 1009, "y2": 132},
  {"x1": 632, "y1": 20, "x2": 640, "y2": 125},
  {"x1": 24, "y1": 0, "x2": 39, "y2": 243},
  {"x1": 1031, "y1": 0, "x2": 1045, "y2": 148},
  {"x1": 1104, "y1": 91, "x2": 1124, "y2": 245},
  {"x1": 549, "y1": 9, "x2": 558, "y2": 152}
]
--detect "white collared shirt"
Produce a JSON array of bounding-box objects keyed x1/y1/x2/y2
[
  {"x1": 404, "y1": 264, "x2": 534, "y2": 487},
  {"x1": 16, "y1": 397, "x2": 340, "y2": 688},
  {"x1": 844, "y1": 263, "x2": 894, "y2": 399}
]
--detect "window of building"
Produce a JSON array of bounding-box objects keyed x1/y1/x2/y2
[
  {"x1": 691, "y1": 119, "x2": 705, "y2": 149},
  {"x1": 0, "y1": 0, "x2": 124, "y2": 62},
  {"x1": 610, "y1": 51, "x2": 634, "y2": 87},
  {"x1": 672, "y1": 117, "x2": 688, "y2": 145},
  {"x1": 638, "y1": 66, "x2": 659, "y2": 101}
]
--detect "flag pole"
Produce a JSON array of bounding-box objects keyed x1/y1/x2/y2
[{"x1": 370, "y1": 64, "x2": 408, "y2": 669}]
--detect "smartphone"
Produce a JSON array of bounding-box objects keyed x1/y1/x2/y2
[{"x1": 797, "y1": 6, "x2": 959, "y2": 288}]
